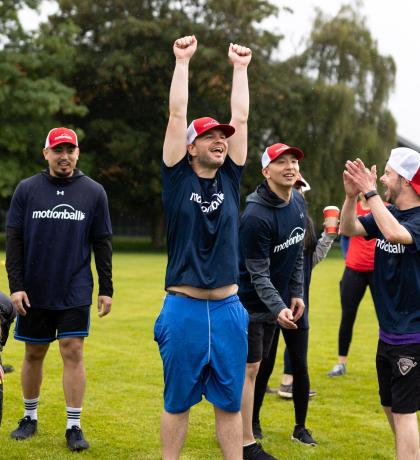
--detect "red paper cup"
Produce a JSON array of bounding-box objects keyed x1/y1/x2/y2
[{"x1": 323, "y1": 206, "x2": 340, "y2": 236}]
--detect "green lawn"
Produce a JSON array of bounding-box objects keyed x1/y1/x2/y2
[{"x1": 0, "y1": 251, "x2": 405, "y2": 459}]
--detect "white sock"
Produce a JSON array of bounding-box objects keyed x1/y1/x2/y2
[
  {"x1": 24, "y1": 397, "x2": 39, "y2": 420},
  {"x1": 243, "y1": 441, "x2": 257, "y2": 447},
  {"x1": 66, "y1": 406, "x2": 82, "y2": 430}
]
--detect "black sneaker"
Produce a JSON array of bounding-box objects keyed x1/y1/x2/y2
[
  {"x1": 65, "y1": 426, "x2": 89, "y2": 451},
  {"x1": 252, "y1": 420, "x2": 264, "y2": 440},
  {"x1": 291, "y1": 426, "x2": 317, "y2": 446},
  {"x1": 10, "y1": 416, "x2": 37, "y2": 440},
  {"x1": 243, "y1": 442, "x2": 278, "y2": 460},
  {"x1": 278, "y1": 383, "x2": 317, "y2": 398}
]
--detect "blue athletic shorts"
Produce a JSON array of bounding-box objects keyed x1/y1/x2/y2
[{"x1": 154, "y1": 294, "x2": 249, "y2": 413}]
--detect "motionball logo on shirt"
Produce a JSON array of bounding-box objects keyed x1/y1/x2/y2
[
  {"x1": 190, "y1": 192, "x2": 224, "y2": 214},
  {"x1": 32, "y1": 204, "x2": 85, "y2": 221},
  {"x1": 273, "y1": 227, "x2": 305, "y2": 253},
  {"x1": 376, "y1": 238, "x2": 405, "y2": 254}
]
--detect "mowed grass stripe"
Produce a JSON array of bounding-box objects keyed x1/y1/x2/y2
[{"x1": 0, "y1": 251, "x2": 412, "y2": 459}]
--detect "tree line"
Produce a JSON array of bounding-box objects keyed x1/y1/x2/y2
[{"x1": 0, "y1": 0, "x2": 396, "y2": 246}]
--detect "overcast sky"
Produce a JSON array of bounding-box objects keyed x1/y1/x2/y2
[
  {"x1": 270, "y1": 0, "x2": 420, "y2": 147},
  {"x1": 19, "y1": 0, "x2": 420, "y2": 148}
]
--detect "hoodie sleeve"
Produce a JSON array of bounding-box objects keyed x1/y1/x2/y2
[
  {"x1": 6, "y1": 183, "x2": 26, "y2": 293},
  {"x1": 312, "y1": 231, "x2": 335, "y2": 266},
  {"x1": 241, "y1": 213, "x2": 287, "y2": 318},
  {"x1": 6, "y1": 226, "x2": 25, "y2": 294},
  {"x1": 92, "y1": 235, "x2": 113, "y2": 297}
]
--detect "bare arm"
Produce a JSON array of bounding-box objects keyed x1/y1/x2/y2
[
  {"x1": 364, "y1": 195, "x2": 413, "y2": 243},
  {"x1": 227, "y1": 43, "x2": 252, "y2": 166},
  {"x1": 163, "y1": 35, "x2": 197, "y2": 167},
  {"x1": 345, "y1": 159, "x2": 413, "y2": 244},
  {"x1": 340, "y1": 194, "x2": 366, "y2": 237}
]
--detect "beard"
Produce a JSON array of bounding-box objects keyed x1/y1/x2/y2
[
  {"x1": 384, "y1": 187, "x2": 398, "y2": 205},
  {"x1": 51, "y1": 164, "x2": 75, "y2": 178},
  {"x1": 197, "y1": 152, "x2": 226, "y2": 170},
  {"x1": 385, "y1": 193, "x2": 394, "y2": 204}
]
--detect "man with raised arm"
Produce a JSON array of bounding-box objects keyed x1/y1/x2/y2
[
  {"x1": 340, "y1": 148, "x2": 420, "y2": 460},
  {"x1": 154, "y1": 35, "x2": 251, "y2": 460}
]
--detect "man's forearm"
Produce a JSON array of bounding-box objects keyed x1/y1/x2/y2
[
  {"x1": 339, "y1": 195, "x2": 359, "y2": 236},
  {"x1": 246, "y1": 258, "x2": 287, "y2": 318},
  {"x1": 366, "y1": 195, "x2": 413, "y2": 244},
  {"x1": 231, "y1": 65, "x2": 249, "y2": 122},
  {"x1": 5, "y1": 227, "x2": 25, "y2": 293},
  {"x1": 169, "y1": 59, "x2": 190, "y2": 118},
  {"x1": 92, "y1": 236, "x2": 113, "y2": 297}
]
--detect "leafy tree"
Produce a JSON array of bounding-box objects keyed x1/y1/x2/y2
[
  {"x1": 1, "y1": 1, "x2": 397, "y2": 242},
  {"x1": 0, "y1": 0, "x2": 87, "y2": 205},
  {"x1": 262, "y1": 5, "x2": 397, "y2": 225},
  {"x1": 40, "y1": 0, "x2": 283, "y2": 246}
]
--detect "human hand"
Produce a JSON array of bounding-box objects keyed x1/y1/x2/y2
[
  {"x1": 228, "y1": 43, "x2": 252, "y2": 67},
  {"x1": 277, "y1": 308, "x2": 298, "y2": 329},
  {"x1": 290, "y1": 297, "x2": 305, "y2": 321},
  {"x1": 345, "y1": 159, "x2": 377, "y2": 194},
  {"x1": 173, "y1": 35, "x2": 197, "y2": 61},
  {"x1": 98, "y1": 295, "x2": 112, "y2": 318},
  {"x1": 11, "y1": 291, "x2": 30, "y2": 316},
  {"x1": 343, "y1": 165, "x2": 360, "y2": 198}
]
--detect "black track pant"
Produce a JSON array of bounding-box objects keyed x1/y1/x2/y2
[
  {"x1": 338, "y1": 267, "x2": 374, "y2": 356},
  {"x1": 253, "y1": 326, "x2": 310, "y2": 427}
]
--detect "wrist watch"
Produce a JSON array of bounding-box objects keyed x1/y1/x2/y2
[{"x1": 364, "y1": 190, "x2": 378, "y2": 200}]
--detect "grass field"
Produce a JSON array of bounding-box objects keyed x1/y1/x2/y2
[{"x1": 0, "y1": 250, "x2": 406, "y2": 459}]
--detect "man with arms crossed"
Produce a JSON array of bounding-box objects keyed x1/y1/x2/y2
[
  {"x1": 6, "y1": 127, "x2": 113, "y2": 451},
  {"x1": 341, "y1": 148, "x2": 420, "y2": 460},
  {"x1": 155, "y1": 35, "x2": 251, "y2": 460},
  {"x1": 239, "y1": 144, "x2": 311, "y2": 460}
]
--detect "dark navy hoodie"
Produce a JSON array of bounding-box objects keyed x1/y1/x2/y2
[{"x1": 6, "y1": 169, "x2": 112, "y2": 309}]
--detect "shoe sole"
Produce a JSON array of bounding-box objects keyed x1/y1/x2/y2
[
  {"x1": 11, "y1": 433, "x2": 37, "y2": 441},
  {"x1": 291, "y1": 435, "x2": 317, "y2": 447},
  {"x1": 68, "y1": 445, "x2": 89, "y2": 452},
  {"x1": 278, "y1": 391, "x2": 293, "y2": 399}
]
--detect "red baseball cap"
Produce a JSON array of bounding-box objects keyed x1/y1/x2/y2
[
  {"x1": 186, "y1": 117, "x2": 235, "y2": 145},
  {"x1": 261, "y1": 143, "x2": 304, "y2": 168},
  {"x1": 45, "y1": 127, "x2": 78, "y2": 149},
  {"x1": 388, "y1": 147, "x2": 420, "y2": 195}
]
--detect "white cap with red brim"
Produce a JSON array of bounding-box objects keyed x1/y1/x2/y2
[{"x1": 388, "y1": 147, "x2": 420, "y2": 195}]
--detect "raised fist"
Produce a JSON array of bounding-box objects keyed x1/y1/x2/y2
[
  {"x1": 228, "y1": 43, "x2": 252, "y2": 66},
  {"x1": 173, "y1": 35, "x2": 197, "y2": 60}
]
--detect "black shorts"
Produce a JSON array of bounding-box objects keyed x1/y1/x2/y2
[
  {"x1": 247, "y1": 321, "x2": 277, "y2": 363},
  {"x1": 376, "y1": 339, "x2": 420, "y2": 414},
  {"x1": 14, "y1": 306, "x2": 90, "y2": 344}
]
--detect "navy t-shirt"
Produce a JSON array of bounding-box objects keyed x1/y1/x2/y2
[
  {"x1": 162, "y1": 155, "x2": 242, "y2": 289},
  {"x1": 359, "y1": 205, "x2": 420, "y2": 334},
  {"x1": 6, "y1": 171, "x2": 112, "y2": 309},
  {"x1": 238, "y1": 189, "x2": 306, "y2": 313}
]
